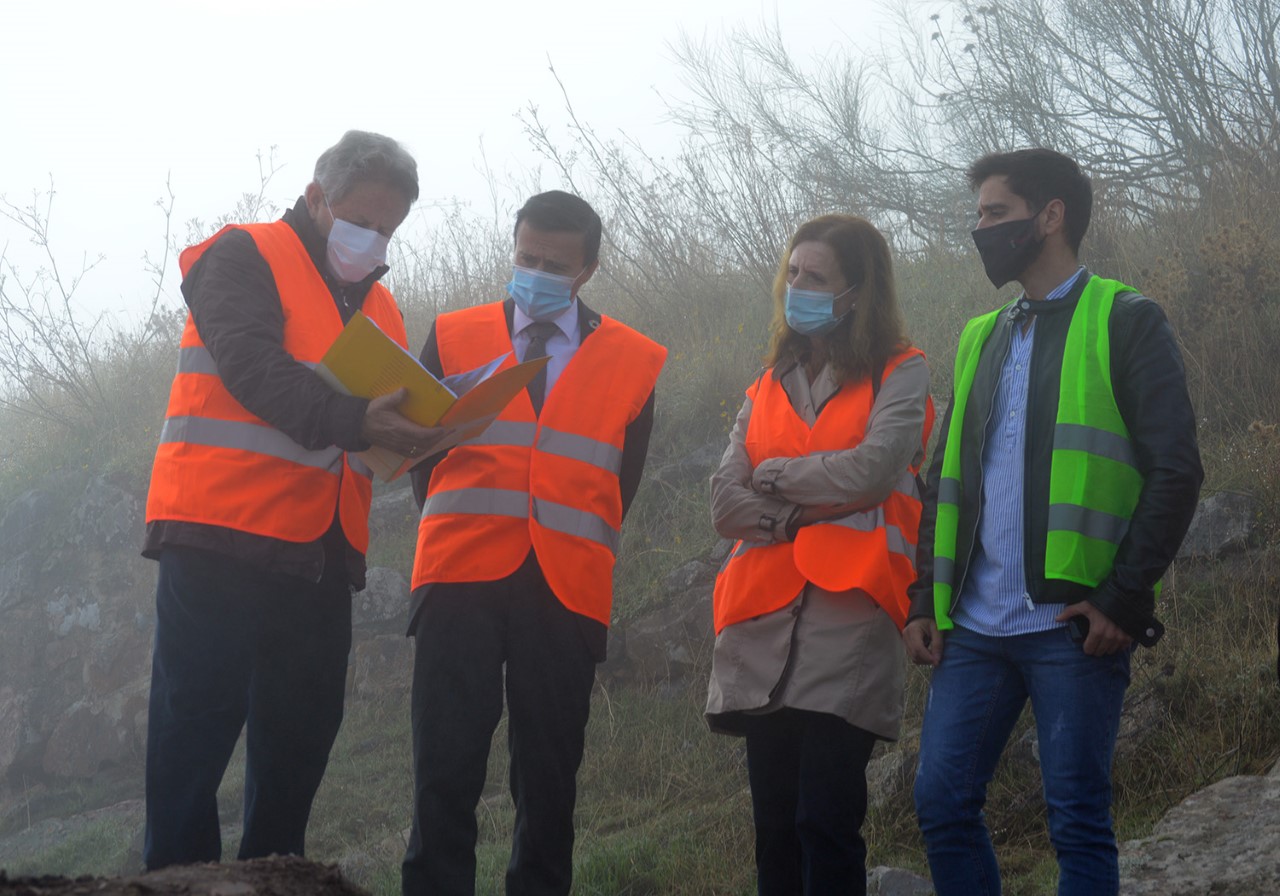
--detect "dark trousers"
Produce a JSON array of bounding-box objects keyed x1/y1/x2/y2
[
  {"x1": 402, "y1": 554, "x2": 597, "y2": 896},
  {"x1": 143, "y1": 546, "x2": 351, "y2": 869},
  {"x1": 744, "y1": 708, "x2": 878, "y2": 896}
]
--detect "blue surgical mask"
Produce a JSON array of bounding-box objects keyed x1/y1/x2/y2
[
  {"x1": 507, "y1": 265, "x2": 577, "y2": 321},
  {"x1": 785, "y1": 284, "x2": 854, "y2": 336}
]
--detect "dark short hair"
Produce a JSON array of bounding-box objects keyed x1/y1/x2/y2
[
  {"x1": 966, "y1": 148, "x2": 1092, "y2": 252},
  {"x1": 513, "y1": 190, "x2": 603, "y2": 266},
  {"x1": 313, "y1": 130, "x2": 419, "y2": 205}
]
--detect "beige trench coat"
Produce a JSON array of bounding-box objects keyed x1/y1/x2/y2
[{"x1": 705, "y1": 354, "x2": 930, "y2": 741}]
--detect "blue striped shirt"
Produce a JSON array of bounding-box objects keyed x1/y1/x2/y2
[{"x1": 953, "y1": 266, "x2": 1087, "y2": 636}]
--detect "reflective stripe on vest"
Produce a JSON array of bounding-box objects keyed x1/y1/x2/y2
[
  {"x1": 712, "y1": 349, "x2": 932, "y2": 633},
  {"x1": 422, "y1": 488, "x2": 622, "y2": 552},
  {"x1": 145, "y1": 220, "x2": 406, "y2": 552},
  {"x1": 466, "y1": 420, "x2": 538, "y2": 448},
  {"x1": 180, "y1": 345, "x2": 322, "y2": 378},
  {"x1": 423, "y1": 487, "x2": 530, "y2": 519},
  {"x1": 421, "y1": 485, "x2": 627, "y2": 552},
  {"x1": 412, "y1": 301, "x2": 666, "y2": 625},
  {"x1": 814, "y1": 471, "x2": 920, "y2": 562},
  {"x1": 461, "y1": 420, "x2": 624, "y2": 475},
  {"x1": 177, "y1": 346, "x2": 221, "y2": 377},
  {"x1": 159, "y1": 416, "x2": 344, "y2": 472},
  {"x1": 538, "y1": 427, "x2": 625, "y2": 475},
  {"x1": 932, "y1": 276, "x2": 1147, "y2": 629},
  {"x1": 533, "y1": 497, "x2": 619, "y2": 554}
]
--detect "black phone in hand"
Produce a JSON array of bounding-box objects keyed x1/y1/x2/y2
[{"x1": 1067, "y1": 615, "x2": 1089, "y2": 645}]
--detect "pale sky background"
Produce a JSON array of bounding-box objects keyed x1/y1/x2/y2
[{"x1": 2, "y1": 0, "x2": 909, "y2": 321}]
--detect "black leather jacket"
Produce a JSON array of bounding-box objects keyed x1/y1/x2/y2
[{"x1": 906, "y1": 271, "x2": 1204, "y2": 643}]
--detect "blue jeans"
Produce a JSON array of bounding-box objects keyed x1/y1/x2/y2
[{"x1": 913, "y1": 625, "x2": 1131, "y2": 896}]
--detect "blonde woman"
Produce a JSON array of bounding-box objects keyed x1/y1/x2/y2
[{"x1": 707, "y1": 214, "x2": 932, "y2": 896}]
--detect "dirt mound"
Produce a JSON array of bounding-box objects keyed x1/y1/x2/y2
[{"x1": 0, "y1": 855, "x2": 371, "y2": 895}]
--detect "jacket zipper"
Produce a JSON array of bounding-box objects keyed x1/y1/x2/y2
[{"x1": 1021, "y1": 317, "x2": 1038, "y2": 610}]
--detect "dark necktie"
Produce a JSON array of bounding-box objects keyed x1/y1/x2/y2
[{"x1": 523, "y1": 321, "x2": 558, "y2": 414}]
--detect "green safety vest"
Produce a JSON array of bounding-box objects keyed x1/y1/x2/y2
[{"x1": 932, "y1": 276, "x2": 1146, "y2": 628}]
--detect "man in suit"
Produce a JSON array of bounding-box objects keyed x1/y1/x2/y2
[{"x1": 402, "y1": 190, "x2": 666, "y2": 896}]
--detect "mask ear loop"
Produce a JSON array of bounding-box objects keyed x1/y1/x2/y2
[
  {"x1": 831, "y1": 283, "x2": 858, "y2": 324},
  {"x1": 1030, "y1": 203, "x2": 1050, "y2": 239}
]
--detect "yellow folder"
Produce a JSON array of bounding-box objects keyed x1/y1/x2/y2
[{"x1": 315, "y1": 311, "x2": 549, "y2": 481}]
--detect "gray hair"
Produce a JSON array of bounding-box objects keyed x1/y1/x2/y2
[{"x1": 313, "y1": 131, "x2": 419, "y2": 205}]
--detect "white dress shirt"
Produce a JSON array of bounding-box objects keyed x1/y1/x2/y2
[{"x1": 512, "y1": 299, "x2": 582, "y2": 398}]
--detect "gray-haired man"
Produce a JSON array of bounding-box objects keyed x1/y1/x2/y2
[{"x1": 142, "y1": 130, "x2": 437, "y2": 868}]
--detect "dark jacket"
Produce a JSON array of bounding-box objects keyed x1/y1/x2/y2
[
  {"x1": 906, "y1": 271, "x2": 1204, "y2": 641},
  {"x1": 408, "y1": 297, "x2": 657, "y2": 660},
  {"x1": 142, "y1": 197, "x2": 395, "y2": 589}
]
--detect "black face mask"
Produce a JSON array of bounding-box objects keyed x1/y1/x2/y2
[{"x1": 971, "y1": 210, "x2": 1045, "y2": 288}]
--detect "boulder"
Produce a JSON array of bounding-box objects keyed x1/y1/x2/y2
[
  {"x1": 69, "y1": 477, "x2": 144, "y2": 553},
  {"x1": 649, "y1": 442, "x2": 723, "y2": 487},
  {"x1": 1120, "y1": 761, "x2": 1280, "y2": 894},
  {"x1": 1177, "y1": 491, "x2": 1259, "y2": 561},
  {"x1": 868, "y1": 865, "x2": 934, "y2": 895},
  {"x1": 41, "y1": 684, "x2": 149, "y2": 778},
  {"x1": 44, "y1": 586, "x2": 103, "y2": 637},
  {"x1": 660, "y1": 559, "x2": 716, "y2": 596},
  {"x1": 349, "y1": 635, "x2": 413, "y2": 699},
  {"x1": 0, "y1": 552, "x2": 39, "y2": 611},
  {"x1": 867, "y1": 747, "x2": 915, "y2": 809},
  {"x1": 1114, "y1": 677, "x2": 1168, "y2": 764},
  {"x1": 0, "y1": 688, "x2": 29, "y2": 778},
  {"x1": 0, "y1": 488, "x2": 57, "y2": 559},
  {"x1": 354, "y1": 567, "x2": 411, "y2": 633},
  {"x1": 0, "y1": 480, "x2": 157, "y2": 781},
  {"x1": 368, "y1": 486, "x2": 417, "y2": 540},
  {"x1": 708, "y1": 537, "x2": 733, "y2": 566},
  {"x1": 1008, "y1": 727, "x2": 1041, "y2": 769},
  {"x1": 613, "y1": 563, "x2": 714, "y2": 684}
]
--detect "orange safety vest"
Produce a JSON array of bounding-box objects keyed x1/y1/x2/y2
[
  {"x1": 144, "y1": 220, "x2": 406, "y2": 555},
  {"x1": 712, "y1": 349, "x2": 934, "y2": 633},
  {"x1": 412, "y1": 302, "x2": 667, "y2": 626}
]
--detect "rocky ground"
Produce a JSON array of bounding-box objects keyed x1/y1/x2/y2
[
  {"x1": 3, "y1": 763, "x2": 1277, "y2": 895},
  {"x1": 0, "y1": 855, "x2": 369, "y2": 895}
]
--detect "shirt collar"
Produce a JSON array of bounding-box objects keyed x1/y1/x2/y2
[
  {"x1": 513, "y1": 298, "x2": 579, "y2": 340},
  {"x1": 1042, "y1": 265, "x2": 1088, "y2": 302}
]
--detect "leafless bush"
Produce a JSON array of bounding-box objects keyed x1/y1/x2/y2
[
  {"x1": 0, "y1": 180, "x2": 174, "y2": 437},
  {"x1": 900, "y1": 0, "x2": 1280, "y2": 222}
]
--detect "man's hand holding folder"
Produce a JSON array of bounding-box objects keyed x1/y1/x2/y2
[{"x1": 317, "y1": 312, "x2": 549, "y2": 481}]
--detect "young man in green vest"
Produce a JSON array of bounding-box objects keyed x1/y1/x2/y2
[{"x1": 903, "y1": 148, "x2": 1203, "y2": 895}]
